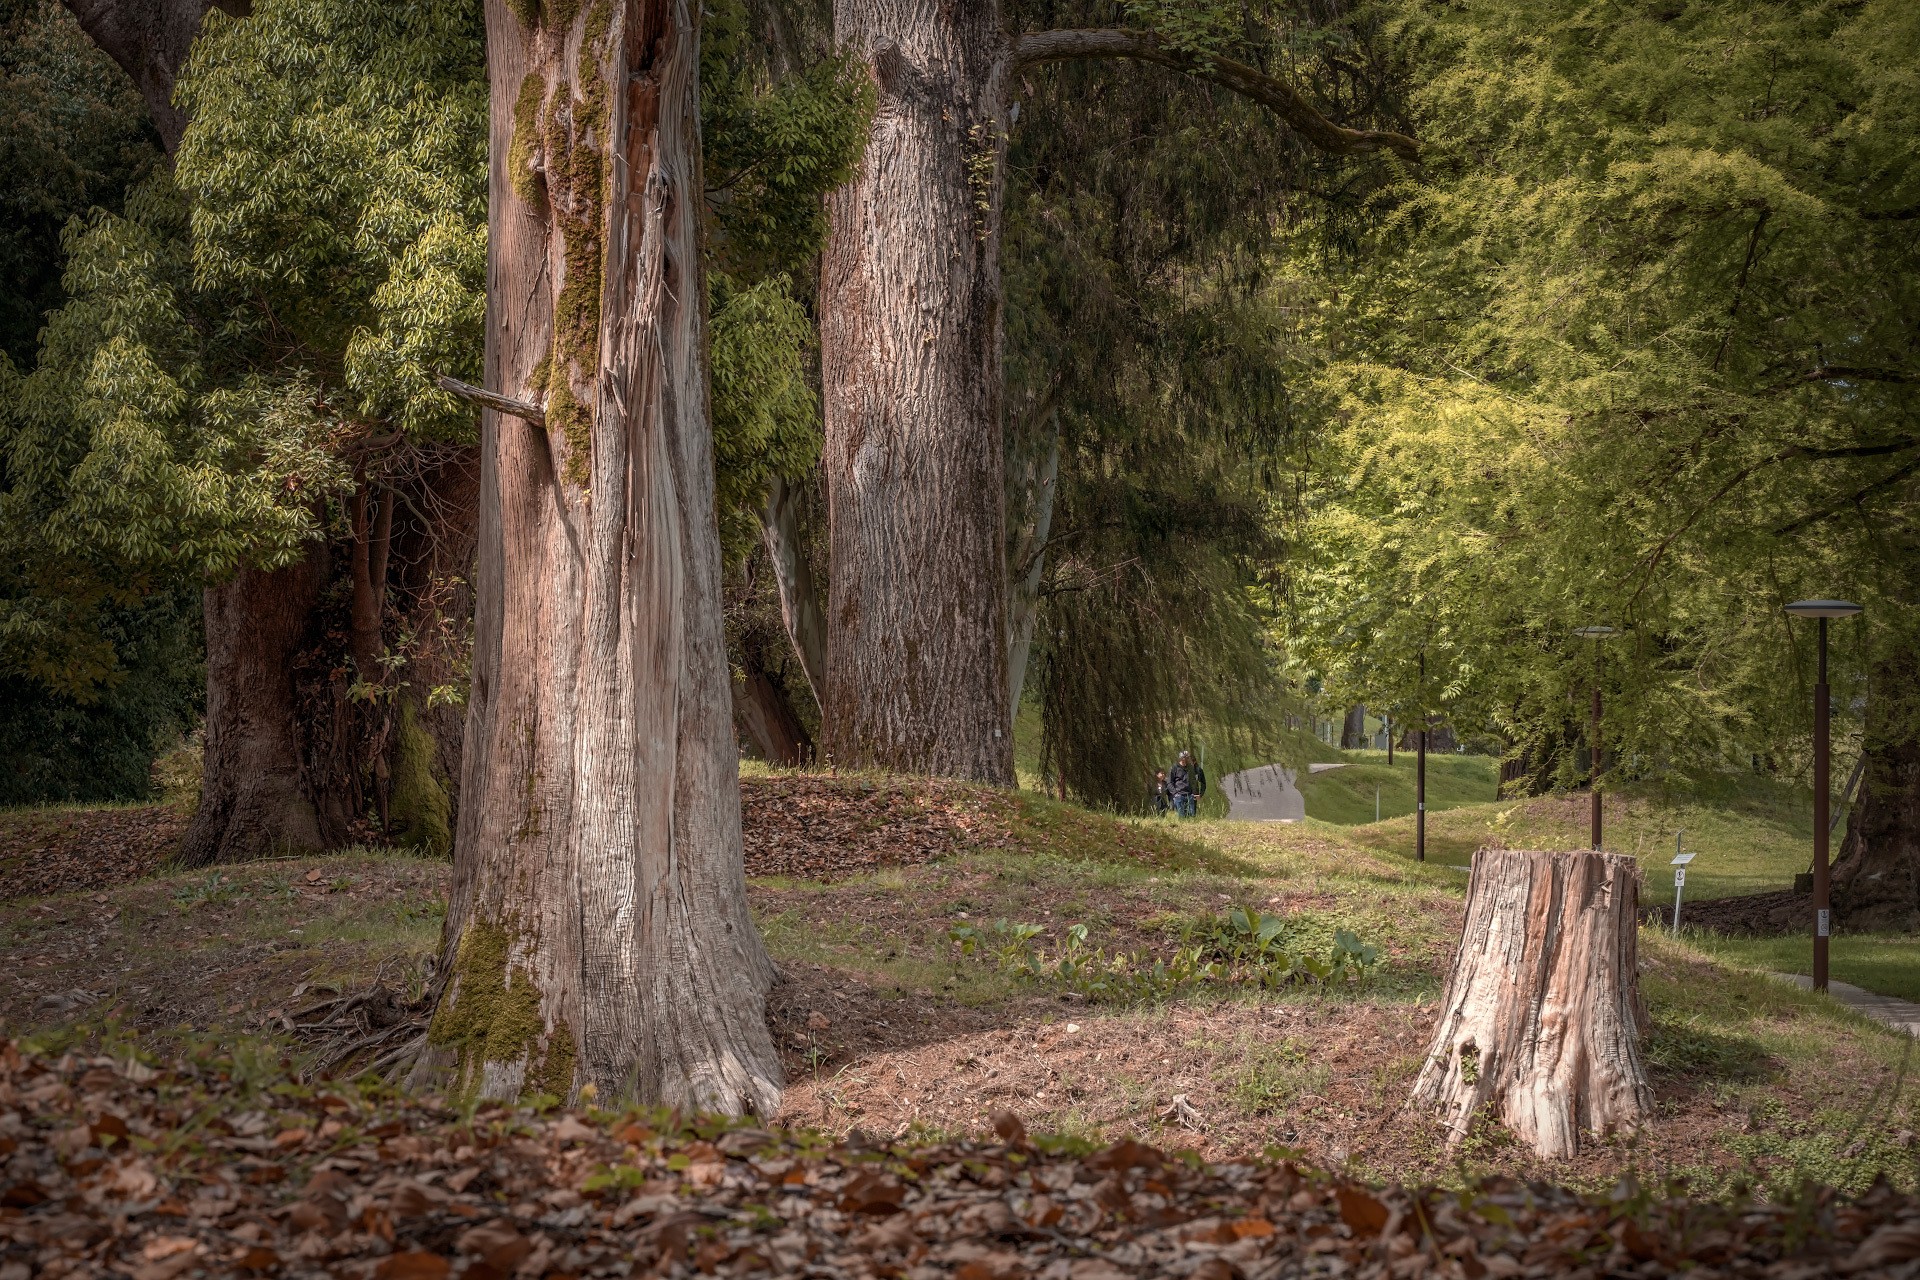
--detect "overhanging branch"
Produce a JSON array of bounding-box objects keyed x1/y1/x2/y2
[
  {"x1": 434, "y1": 374, "x2": 546, "y2": 428},
  {"x1": 1011, "y1": 29, "x2": 1419, "y2": 162}
]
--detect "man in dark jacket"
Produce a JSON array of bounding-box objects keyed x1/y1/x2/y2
[{"x1": 1168, "y1": 750, "x2": 1206, "y2": 818}]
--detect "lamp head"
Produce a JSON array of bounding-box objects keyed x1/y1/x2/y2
[
  {"x1": 1572, "y1": 625, "x2": 1619, "y2": 639},
  {"x1": 1784, "y1": 599, "x2": 1863, "y2": 619}
]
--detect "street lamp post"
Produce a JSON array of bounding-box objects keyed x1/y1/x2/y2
[
  {"x1": 1417, "y1": 653, "x2": 1427, "y2": 863},
  {"x1": 1784, "y1": 599, "x2": 1863, "y2": 993},
  {"x1": 1573, "y1": 626, "x2": 1619, "y2": 851}
]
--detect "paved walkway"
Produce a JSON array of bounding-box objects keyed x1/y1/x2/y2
[
  {"x1": 1220, "y1": 762, "x2": 1345, "y2": 822},
  {"x1": 1771, "y1": 973, "x2": 1920, "y2": 1037},
  {"x1": 1221, "y1": 764, "x2": 1304, "y2": 821}
]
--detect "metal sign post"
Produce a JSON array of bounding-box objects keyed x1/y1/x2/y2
[{"x1": 1671, "y1": 849, "x2": 1696, "y2": 933}]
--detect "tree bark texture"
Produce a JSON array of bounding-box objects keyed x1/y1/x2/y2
[
  {"x1": 1410, "y1": 847, "x2": 1652, "y2": 1160},
  {"x1": 819, "y1": 0, "x2": 1014, "y2": 783},
  {"x1": 177, "y1": 556, "x2": 328, "y2": 867},
  {"x1": 735, "y1": 666, "x2": 813, "y2": 766},
  {"x1": 421, "y1": 0, "x2": 781, "y2": 1113},
  {"x1": 1834, "y1": 649, "x2": 1920, "y2": 930},
  {"x1": 815, "y1": 18, "x2": 1414, "y2": 783}
]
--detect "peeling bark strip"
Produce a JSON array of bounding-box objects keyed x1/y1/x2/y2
[
  {"x1": 419, "y1": 0, "x2": 780, "y2": 1114},
  {"x1": 821, "y1": 0, "x2": 1017, "y2": 784},
  {"x1": 1410, "y1": 847, "x2": 1652, "y2": 1160}
]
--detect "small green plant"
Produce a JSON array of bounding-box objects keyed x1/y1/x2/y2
[
  {"x1": 173, "y1": 873, "x2": 242, "y2": 909},
  {"x1": 946, "y1": 909, "x2": 1382, "y2": 1001}
]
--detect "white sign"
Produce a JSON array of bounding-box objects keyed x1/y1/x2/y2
[
  {"x1": 1818, "y1": 909, "x2": 1830, "y2": 938},
  {"x1": 1674, "y1": 867, "x2": 1686, "y2": 888}
]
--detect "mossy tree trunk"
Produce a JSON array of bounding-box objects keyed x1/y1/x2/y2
[
  {"x1": 417, "y1": 0, "x2": 781, "y2": 1113},
  {"x1": 1410, "y1": 846, "x2": 1652, "y2": 1160}
]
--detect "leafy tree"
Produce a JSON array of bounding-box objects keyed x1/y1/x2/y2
[{"x1": 1283, "y1": 0, "x2": 1919, "y2": 917}]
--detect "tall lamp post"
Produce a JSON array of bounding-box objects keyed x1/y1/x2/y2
[
  {"x1": 1784, "y1": 598, "x2": 1863, "y2": 993},
  {"x1": 1573, "y1": 626, "x2": 1619, "y2": 851},
  {"x1": 1416, "y1": 651, "x2": 1429, "y2": 862}
]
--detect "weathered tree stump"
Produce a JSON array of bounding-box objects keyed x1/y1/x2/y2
[{"x1": 1410, "y1": 847, "x2": 1653, "y2": 1159}]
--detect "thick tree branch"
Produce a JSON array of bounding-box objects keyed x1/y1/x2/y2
[
  {"x1": 434, "y1": 374, "x2": 546, "y2": 428},
  {"x1": 62, "y1": 0, "x2": 249, "y2": 155},
  {"x1": 1773, "y1": 457, "x2": 1920, "y2": 537},
  {"x1": 1628, "y1": 437, "x2": 1920, "y2": 607},
  {"x1": 1011, "y1": 29, "x2": 1419, "y2": 162}
]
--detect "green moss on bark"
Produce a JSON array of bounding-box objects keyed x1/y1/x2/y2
[
  {"x1": 389, "y1": 696, "x2": 452, "y2": 857},
  {"x1": 508, "y1": 71, "x2": 548, "y2": 207},
  {"x1": 529, "y1": 1021, "x2": 577, "y2": 1099},
  {"x1": 506, "y1": 0, "x2": 540, "y2": 28},
  {"x1": 540, "y1": 74, "x2": 607, "y2": 490},
  {"x1": 429, "y1": 921, "x2": 572, "y2": 1100}
]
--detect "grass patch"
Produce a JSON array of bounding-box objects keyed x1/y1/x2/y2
[
  {"x1": 1346, "y1": 770, "x2": 1812, "y2": 904},
  {"x1": 1296, "y1": 751, "x2": 1499, "y2": 824},
  {"x1": 1679, "y1": 930, "x2": 1920, "y2": 1002}
]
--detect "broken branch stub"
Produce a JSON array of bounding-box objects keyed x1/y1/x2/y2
[{"x1": 1411, "y1": 847, "x2": 1653, "y2": 1159}]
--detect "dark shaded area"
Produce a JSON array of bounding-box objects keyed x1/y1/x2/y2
[
  {"x1": 0, "y1": 590, "x2": 200, "y2": 803},
  {"x1": 0, "y1": 0, "x2": 159, "y2": 367}
]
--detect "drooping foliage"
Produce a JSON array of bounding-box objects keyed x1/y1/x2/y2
[
  {"x1": 1006, "y1": 0, "x2": 1412, "y2": 808},
  {"x1": 1284, "y1": 0, "x2": 1920, "y2": 791}
]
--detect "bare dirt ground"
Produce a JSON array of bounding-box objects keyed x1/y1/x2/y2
[{"x1": 1, "y1": 772, "x2": 1916, "y2": 1202}]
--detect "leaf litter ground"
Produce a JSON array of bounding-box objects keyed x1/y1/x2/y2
[{"x1": 9, "y1": 1038, "x2": 1920, "y2": 1279}]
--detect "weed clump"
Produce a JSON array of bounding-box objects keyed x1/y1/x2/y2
[{"x1": 947, "y1": 903, "x2": 1380, "y2": 1001}]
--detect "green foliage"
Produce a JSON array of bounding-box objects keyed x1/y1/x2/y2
[
  {"x1": 0, "y1": 0, "x2": 487, "y2": 712},
  {"x1": 709, "y1": 273, "x2": 820, "y2": 560},
  {"x1": 702, "y1": 14, "x2": 870, "y2": 562},
  {"x1": 176, "y1": 0, "x2": 488, "y2": 439},
  {"x1": 946, "y1": 908, "x2": 1379, "y2": 999},
  {"x1": 0, "y1": 590, "x2": 201, "y2": 803},
  {"x1": 0, "y1": 0, "x2": 157, "y2": 366},
  {"x1": 1004, "y1": 0, "x2": 1410, "y2": 810},
  {"x1": 1283, "y1": 0, "x2": 1920, "y2": 783}
]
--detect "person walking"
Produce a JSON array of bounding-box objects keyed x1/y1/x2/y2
[
  {"x1": 1150, "y1": 769, "x2": 1172, "y2": 816},
  {"x1": 1168, "y1": 750, "x2": 1206, "y2": 818}
]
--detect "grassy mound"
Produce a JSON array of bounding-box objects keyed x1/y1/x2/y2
[{"x1": 3, "y1": 769, "x2": 1917, "y2": 1202}]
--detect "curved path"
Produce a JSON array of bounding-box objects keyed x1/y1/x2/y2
[{"x1": 1220, "y1": 762, "x2": 1346, "y2": 822}]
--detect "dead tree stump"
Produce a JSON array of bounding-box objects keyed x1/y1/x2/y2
[{"x1": 1410, "y1": 847, "x2": 1653, "y2": 1159}]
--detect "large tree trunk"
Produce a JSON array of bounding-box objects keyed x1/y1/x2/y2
[
  {"x1": 60, "y1": 0, "x2": 248, "y2": 154},
  {"x1": 735, "y1": 666, "x2": 814, "y2": 766},
  {"x1": 1340, "y1": 705, "x2": 1367, "y2": 749},
  {"x1": 818, "y1": 0, "x2": 1014, "y2": 783},
  {"x1": 1834, "y1": 648, "x2": 1920, "y2": 930},
  {"x1": 176, "y1": 557, "x2": 328, "y2": 867},
  {"x1": 1410, "y1": 846, "x2": 1652, "y2": 1160},
  {"x1": 418, "y1": 0, "x2": 780, "y2": 1112}
]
